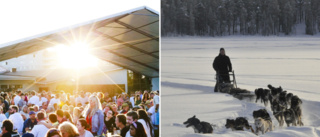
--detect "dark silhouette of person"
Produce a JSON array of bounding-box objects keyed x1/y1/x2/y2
[{"x1": 213, "y1": 48, "x2": 232, "y2": 92}]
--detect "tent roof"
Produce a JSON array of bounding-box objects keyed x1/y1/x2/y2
[
  {"x1": 0, "y1": 66, "x2": 123, "y2": 84},
  {"x1": 0, "y1": 6, "x2": 159, "y2": 78}
]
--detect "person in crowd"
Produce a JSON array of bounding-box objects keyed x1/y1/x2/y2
[
  {"x1": 56, "y1": 109, "x2": 67, "y2": 124},
  {"x1": 4, "y1": 107, "x2": 11, "y2": 118},
  {"x1": 111, "y1": 104, "x2": 118, "y2": 117},
  {"x1": 141, "y1": 92, "x2": 150, "y2": 104},
  {"x1": 76, "y1": 119, "x2": 93, "y2": 137},
  {"x1": 18, "y1": 93, "x2": 27, "y2": 111},
  {"x1": 40, "y1": 102, "x2": 48, "y2": 111},
  {"x1": 101, "y1": 102, "x2": 108, "y2": 110},
  {"x1": 45, "y1": 128, "x2": 61, "y2": 137},
  {"x1": 129, "y1": 122, "x2": 147, "y2": 137},
  {"x1": 63, "y1": 111, "x2": 73, "y2": 124},
  {"x1": 104, "y1": 110, "x2": 116, "y2": 134},
  {"x1": 68, "y1": 105, "x2": 74, "y2": 116},
  {"x1": 22, "y1": 111, "x2": 38, "y2": 133},
  {"x1": 39, "y1": 93, "x2": 48, "y2": 108},
  {"x1": 59, "y1": 91, "x2": 67, "y2": 105},
  {"x1": 23, "y1": 93, "x2": 29, "y2": 104},
  {"x1": 83, "y1": 95, "x2": 104, "y2": 136},
  {"x1": 115, "y1": 114, "x2": 129, "y2": 137},
  {"x1": 47, "y1": 105, "x2": 55, "y2": 114},
  {"x1": 103, "y1": 92, "x2": 112, "y2": 103},
  {"x1": 31, "y1": 112, "x2": 49, "y2": 137},
  {"x1": 75, "y1": 91, "x2": 88, "y2": 107},
  {"x1": 33, "y1": 105, "x2": 39, "y2": 113},
  {"x1": 28, "y1": 91, "x2": 40, "y2": 106},
  {"x1": 138, "y1": 104, "x2": 145, "y2": 111},
  {"x1": 144, "y1": 100, "x2": 152, "y2": 111},
  {"x1": 58, "y1": 121, "x2": 79, "y2": 137},
  {"x1": 134, "y1": 95, "x2": 141, "y2": 106},
  {"x1": 120, "y1": 103, "x2": 130, "y2": 114},
  {"x1": 97, "y1": 92, "x2": 104, "y2": 103},
  {"x1": 61, "y1": 104, "x2": 68, "y2": 111},
  {"x1": 72, "y1": 107, "x2": 82, "y2": 126},
  {"x1": 20, "y1": 105, "x2": 29, "y2": 121},
  {"x1": 10, "y1": 95, "x2": 15, "y2": 105},
  {"x1": 14, "y1": 91, "x2": 21, "y2": 106},
  {"x1": 0, "y1": 94, "x2": 9, "y2": 114},
  {"x1": 129, "y1": 94, "x2": 135, "y2": 109},
  {"x1": 150, "y1": 92, "x2": 159, "y2": 113},
  {"x1": 48, "y1": 113, "x2": 59, "y2": 128},
  {"x1": 37, "y1": 113, "x2": 59, "y2": 129},
  {"x1": 0, "y1": 97, "x2": 6, "y2": 114},
  {"x1": 49, "y1": 94, "x2": 60, "y2": 107},
  {"x1": 8, "y1": 105, "x2": 23, "y2": 134},
  {"x1": 117, "y1": 94, "x2": 124, "y2": 110},
  {"x1": 22, "y1": 133, "x2": 34, "y2": 137},
  {"x1": 0, "y1": 106, "x2": 6, "y2": 125},
  {"x1": 1, "y1": 119, "x2": 19, "y2": 137},
  {"x1": 150, "y1": 91, "x2": 159, "y2": 137},
  {"x1": 124, "y1": 94, "x2": 130, "y2": 102},
  {"x1": 103, "y1": 105, "x2": 112, "y2": 115},
  {"x1": 137, "y1": 109, "x2": 153, "y2": 137},
  {"x1": 126, "y1": 111, "x2": 139, "y2": 137}
]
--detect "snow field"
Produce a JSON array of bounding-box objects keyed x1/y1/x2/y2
[{"x1": 161, "y1": 36, "x2": 320, "y2": 137}]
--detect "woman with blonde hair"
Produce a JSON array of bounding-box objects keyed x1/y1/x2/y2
[
  {"x1": 83, "y1": 95, "x2": 104, "y2": 136},
  {"x1": 58, "y1": 121, "x2": 80, "y2": 137}
]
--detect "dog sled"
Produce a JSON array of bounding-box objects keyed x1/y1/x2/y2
[
  {"x1": 215, "y1": 70, "x2": 237, "y2": 92},
  {"x1": 215, "y1": 71, "x2": 255, "y2": 101}
]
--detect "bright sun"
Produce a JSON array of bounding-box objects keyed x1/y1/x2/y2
[{"x1": 47, "y1": 43, "x2": 98, "y2": 69}]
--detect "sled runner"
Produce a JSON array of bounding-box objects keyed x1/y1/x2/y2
[{"x1": 215, "y1": 70, "x2": 237, "y2": 92}]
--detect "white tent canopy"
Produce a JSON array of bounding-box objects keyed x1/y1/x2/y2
[{"x1": 0, "y1": 6, "x2": 159, "y2": 78}]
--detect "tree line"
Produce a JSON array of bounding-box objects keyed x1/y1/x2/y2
[{"x1": 161, "y1": 0, "x2": 320, "y2": 36}]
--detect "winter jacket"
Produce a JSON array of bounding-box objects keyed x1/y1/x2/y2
[
  {"x1": 85, "y1": 109, "x2": 104, "y2": 135},
  {"x1": 213, "y1": 54, "x2": 232, "y2": 73}
]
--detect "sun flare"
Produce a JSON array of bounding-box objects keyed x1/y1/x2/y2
[{"x1": 47, "y1": 43, "x2": 98, "y2": 69}]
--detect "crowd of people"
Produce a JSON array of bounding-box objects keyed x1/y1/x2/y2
[{"x1": 0, "y1": 89, "x2": 160, "y2": 137}]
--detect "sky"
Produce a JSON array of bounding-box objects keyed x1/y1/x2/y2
[{"x1": 0, "y1": 0, "x2": 160, "y2": 46}]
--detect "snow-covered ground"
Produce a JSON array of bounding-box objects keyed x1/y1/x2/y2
[{"x1": 161, "y1": 36, "x2": 320, "y2": 137}]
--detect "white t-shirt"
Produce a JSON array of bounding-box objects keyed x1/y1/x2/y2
[
  {"x1": 84, "y1": 130, "x2": 94, "y2": 137},
  {"x1": 9, "y1": 112, "x2": 24, "y2": 133},
  {"x1": 20, "y1": 111, "x2": 29, "y2": 120},
  {"x1": 130, "y1": 97, "x2": 135, "y2": 107},
  {"x1": 138, "y1": 119, "x2": 152, "y2": 137},
  {"x1": 0, "y1": 114, "x2": 7, "y2": 123},
  {"x1": 39, "y1": 97, "x2": 48, "y2": 106},
  {"x1": 29, "y1": 96, "x2": 40, "y2": 105},
  {"x1": 147, "y1": 106, "x2": 156, "y2": 125},
  {"x1": 14, "y1": 95, "x2": 21, "y2": 106},
  {"x1": 31, "y1": 120, "x2": 49, "y2": 137},
  {"x1": 49, "y1": 98, "x2": 61, "y2": 106},
  {"x1": 153, "y1": 95, "x2": 159, "y2": 105},
  {"x1": 76, "y1": 96, "x2": 88, "y2": 107},
  {"x1": 125, "y1": 130, "x2": 132, "y2": 137}
]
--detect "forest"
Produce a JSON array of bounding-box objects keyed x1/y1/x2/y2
[{"x1": 161, "y1": 0, "x2": 320, "y2": 36}]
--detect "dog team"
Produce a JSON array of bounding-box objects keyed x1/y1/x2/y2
[{"x1": 183, "y1": 84, "x2": 303, "y2": 135}]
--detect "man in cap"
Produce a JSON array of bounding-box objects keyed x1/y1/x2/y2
[
  {"x1": 213, "y1": 48, "x2": 233, "y2": 92},
  {"x1": 22, "y1": 111, "x2": 38, "y2": 133}
]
